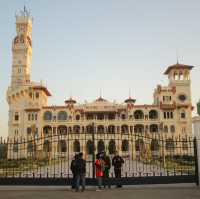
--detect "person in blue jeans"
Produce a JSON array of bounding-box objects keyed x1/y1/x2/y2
[{"x1": 74, "y1": 152, "x2": 86, "y2": 192}]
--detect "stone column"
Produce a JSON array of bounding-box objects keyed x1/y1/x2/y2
[{"x1": 193, "y1": 116, "x2": 200, "y2": 186}]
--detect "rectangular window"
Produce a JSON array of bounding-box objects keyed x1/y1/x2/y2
[
  {"x1": 14, "y1": 113, "x2": 19, "y2": 121},
  {"x1": 181, "y1": 112, "x2": 186, "y2": 119},
  {"x1": 36, "y1": 92, "x2": 39, "y2": 99},
  {"x1": 167, "y1": 112, "x2": 170, "y2": 119},
  {"x1": 163, "y1": 96, "x2": 172, "y2": 102},
  {"x1": 27, "y1": 127, "x2": 31, "y2": 134},
  {"x1": 164, "y1": 111, "x2": 173, "y2": 119}
]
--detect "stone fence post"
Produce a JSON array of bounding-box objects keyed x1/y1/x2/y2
[{"x1": 193, "y1": 116, "x2": 200, "y2": 186}]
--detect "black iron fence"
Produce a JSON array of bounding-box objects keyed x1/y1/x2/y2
[{"x1": 0, "y1": 132, "x2": 198, "y2": 185}]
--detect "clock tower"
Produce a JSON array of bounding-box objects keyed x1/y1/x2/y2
[
  {"x1": 11, "y1": 6, "x2": 32, "y2": 88},
  {"x1": 164, "y1": 62, "x2": 193, "y2": 105}
]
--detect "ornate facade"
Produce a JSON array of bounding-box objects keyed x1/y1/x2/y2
[{"x1": 7, "y1": 9, "x2": 194, "y2": 159}]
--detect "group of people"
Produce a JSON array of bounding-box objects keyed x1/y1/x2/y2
[{"x1": 70, "y1": 151, "x2": 124, "y2": 192}]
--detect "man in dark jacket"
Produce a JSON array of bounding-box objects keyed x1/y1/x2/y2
[
  {"x1": 74, "y1": 152, "x2": 86, "y2": 192},
  {"x1": 70, "y1": 154, "x2": 78, "y2": 189},
  {"x1": 102, "y1": 152, "x2": 111, "y2": 188},
  {"x1": 112, "y1": 152, "x2": 124, "y2": 188}
]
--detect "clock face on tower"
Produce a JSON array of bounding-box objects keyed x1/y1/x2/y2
[{"x1": 178, "y1": 94, "x2": 187, "y2": 102}]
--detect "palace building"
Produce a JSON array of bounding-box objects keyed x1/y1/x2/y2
[{"x1": 6, "y1": 8, "x2": 194, "y2": 159}]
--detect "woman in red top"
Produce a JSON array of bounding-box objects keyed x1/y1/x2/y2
[{"x1": 95, "y1": 153, "x2": 105, "y2": 191}]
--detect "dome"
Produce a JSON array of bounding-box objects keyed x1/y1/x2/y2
[
  {"x1": 84, "y1": 97, "x2": 117, "y2": 112},
  {"x1": 124, "y1": 97, "x2": 136, "y2": 104},
  {"x1": 65, "y1": 97, "x2": 76, "y2": 104}
]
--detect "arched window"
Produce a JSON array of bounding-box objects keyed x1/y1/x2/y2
[
  {"x1": 108, "y1": 113, "x2": 115, "y2": 120},
  {"x1": 97, "y1": 113, "x2": 104, "y2": 120},
  {"x1": 135, "y1": 139, "x2": 144, "y2": 151},
  {"x1": 57, "y1": 111, "x2": 67, "y2": 121},
  {"x1": 184, "y1": 71, "x2": 189, "y2": 80},
  {"x1": 121, "y1": 125, "x2": 129, "y2": 134},
  {"x1": 149, "y1": 110, "x2": 158, "y2": 119},
  {"x1": 121, "y1": 114, "x2": 126, "y2": 120},
  {"x1": 27, "y1": 127, "x2": 32, "y2": 135},
  {"x1": 57, "y1": 125, "x2": 67, "y2": 135},
  {"x1": 164, "y1": 125, "x2": 168, "y2": 133},
  {"x1": 28, "y1": 113, "x2": 31, "y2": 121},
  {"x1": 14, "y1": 112, "x2": 19, "y2": 121},
  {"x1": 68, "y1": 127, "x2": 72, "y2": 133},
  {"x1": 174, "y1": 72, "x2": 178, "y2": 80},
  {"x1": 57, "y1": 140, "x2": 67, "y2": 152},
  {"x1": 165, "y1": 139, "x2": 175, "y2": 151},
  {"x1": 43, "y1": 140, "x2": 52, "y2": 152},
  {"x1": 134, "y1": 124, "x2": 144, "y2": 133},
  {"x1": 43, "y1": 126, "x2": 52, "y2": 136},
  {"x1": 86, "y1": 140, "x2": 94, "y2": 155},
  {"x1": 97, "y1": 140, "x2": 105, "y2": 153},
  {"x1": 73, "y1": 140, "x2": 80, "y2": 153},
  {"x1": 86, "y1": 125, "x2": 93, "y2": 134},
  {"x1": 97, "y1": 125, "x2": 104, "y2": 134},
  {"x1": 86, "y1": 114, "x2": 94, "y2": 120},
  {"x1": 108, "y1": 125, "x2": 115, "y2": 133},
  {"x1": 43, "y1": 111, "x2": 52, "y2": 121},
  {"x1": 134, "y1": 110, "x2": 144, "y2": 120},
  {"x1": 108, "y1": 140, "x2": 116, "y2": 154},
  {"x1": 76, "y1": 115, "x2": 80, "y2": 120},
  {"x1": 73, "y1": 125, "x2": 80, "y2": 133},
  {"x1": 170, "y1": 125, "x2": 175, "y2": 133},
  {"x1": 179, "y1": 72, "x2": 184, "y2": 80},
  {"x1": 150, "y1": 139, "x2": 159, "y2": 151},
  {"x1": 150, "y1": 124, "x2": 158, "y2": 133},
  {"x1": 122, "y1": 140, "x2": 129, "y2": 152}
]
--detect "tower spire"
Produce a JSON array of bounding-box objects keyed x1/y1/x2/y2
[{"x1": 11, "y1": 7, "x2": 32, "y2": 87}]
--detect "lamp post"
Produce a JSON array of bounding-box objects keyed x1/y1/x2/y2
[{"x1": 92, "y1": 122, "x2": 95, "y2": 179}]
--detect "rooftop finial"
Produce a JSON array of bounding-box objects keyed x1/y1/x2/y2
[
  {"x1": 176, "y1": 50, "x2": 179, "y2": 64},
  {"x1": 70, "y1": 90, "x2": 73, "y2": 99},
  {"x1": 19, "y1": 4, "x2": 30, "y2": 17},
  {"x1": 129, "y1": 88, "x2": 131, "y2": 98},
  {"x1": 100, "y1": 88, "x2": 102, "y2": 98}
]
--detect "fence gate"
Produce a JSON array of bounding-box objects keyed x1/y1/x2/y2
[{"x1": 0, "y1": 133, "x2": 198, "y2": 186}]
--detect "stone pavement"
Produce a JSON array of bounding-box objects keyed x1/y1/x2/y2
[{"x1": 0, "y1": 184, "x2": 199, "y2": 199}]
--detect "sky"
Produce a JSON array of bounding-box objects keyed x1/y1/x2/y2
[{"x1": 0, "y1": 0, "x2": 200, "y2": 138}]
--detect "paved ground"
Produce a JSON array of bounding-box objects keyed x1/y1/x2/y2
[{"x1": 0, "y1": 184, "x2": 199, "y2": 199}]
